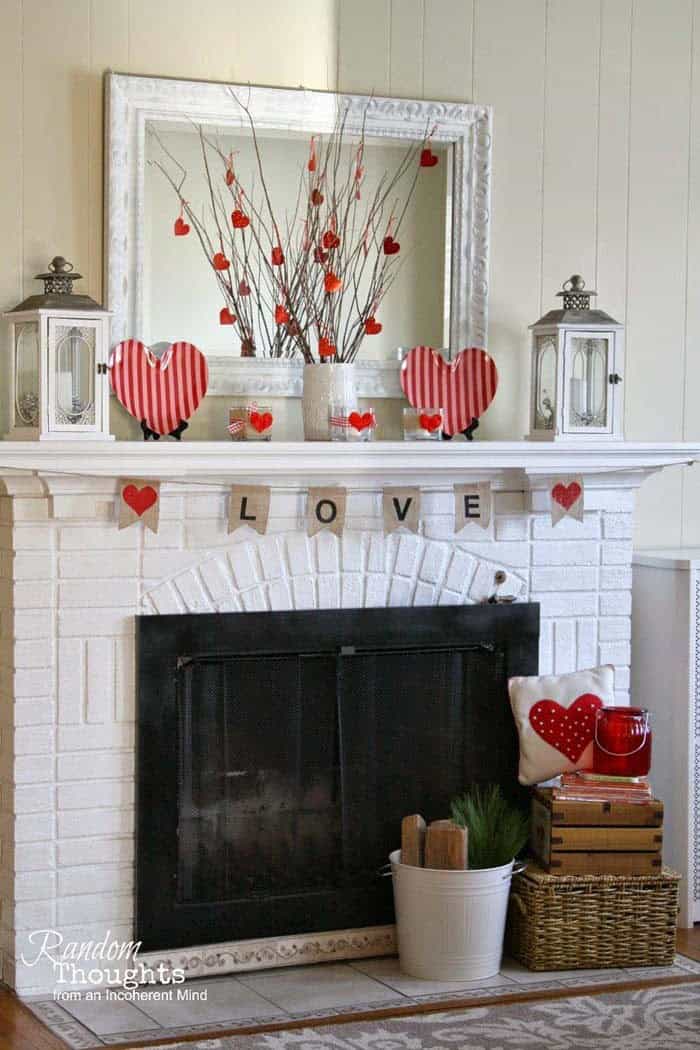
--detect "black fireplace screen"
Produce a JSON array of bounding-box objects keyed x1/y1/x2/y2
[{"x1": 136, "y1": 604, "x2": 539, "y2": 950}]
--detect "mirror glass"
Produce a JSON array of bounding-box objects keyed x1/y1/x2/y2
[{"x1": 144, "y1": 124, "x2": 450, "y2": 361}]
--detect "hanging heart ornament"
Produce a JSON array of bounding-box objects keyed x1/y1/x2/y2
[
  {"x1": 400, "y1": 346, "x2": 498, "y2": 436},
  {"x1": 109, "y1": 340, "x2": 209, "y2": 436}
]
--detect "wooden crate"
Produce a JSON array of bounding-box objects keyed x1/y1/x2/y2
[
  {"x1": 531, "y1": 789, "x2": 663, "y2": 875},
  {"x1": 506, "y1": 862, "x2": 680, "y2": 970}
]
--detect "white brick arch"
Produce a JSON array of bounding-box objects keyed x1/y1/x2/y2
[{"x1": 143, "y1": 530, "x2": 526, "y2": 616}]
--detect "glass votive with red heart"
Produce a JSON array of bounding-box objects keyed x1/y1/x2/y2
[
  {"x1": 593, "y1": 706, "x2": 652, "y2": 777},
  {"x1": 403, "y1": 406, "x2": 443, "y2": 440},
  {"x1": 329, "y1": 404, "x2": 376, "y2": 442},
  {"x1": 245, "y1": 405, "x2": 274, "y2": 441}
]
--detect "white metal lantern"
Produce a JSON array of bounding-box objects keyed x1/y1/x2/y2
[
  {"x1": 3, "y1": 256, "x2": 113, "y2": 441},
  {"x1": 528, "y1": 275, "x2": 624, "y2": 441}
]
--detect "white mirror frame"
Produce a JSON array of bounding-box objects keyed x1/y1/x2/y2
[{"x1": 105, "y1": 73, "x2": 492, "y2": 398}]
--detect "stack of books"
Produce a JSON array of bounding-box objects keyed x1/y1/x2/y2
[{"x1": 553, "y1": 772, "x2": 653, "y2": 805}]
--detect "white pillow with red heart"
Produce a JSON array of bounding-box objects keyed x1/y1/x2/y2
[{"x1": 508, "y1": 665, "x2": 616, "y2": 786}]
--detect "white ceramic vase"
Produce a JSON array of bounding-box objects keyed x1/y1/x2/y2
[{"x1": 302, "y1": 363, "x2": 357, "y2": 441}]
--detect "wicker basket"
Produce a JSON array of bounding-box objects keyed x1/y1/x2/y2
[{"x1": 506, "y1": 861, "x2": 679, "y2": 970}]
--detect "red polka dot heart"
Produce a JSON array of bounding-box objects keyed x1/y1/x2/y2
[{"x1": 528, "y1": 694, "x2": 603, "y2": 764}]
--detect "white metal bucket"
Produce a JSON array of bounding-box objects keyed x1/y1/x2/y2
[{"x1": 387, "y1": 848, "x2": 519, "y2": 981}]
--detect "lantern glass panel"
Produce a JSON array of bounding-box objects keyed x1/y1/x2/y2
[
  {"x1": 54, "y1": 324, "x2": 96, "y2": 426},
  {"x1": 13, "y1": 321, "x2": 40, "y2": 429},
  {"x1": 567, "y1": 336, "x2": 609, "y2": 429},
  {"x1": 534, "y1": 334, "x2": 557, "y2": 430}
]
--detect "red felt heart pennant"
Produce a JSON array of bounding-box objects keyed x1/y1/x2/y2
[
  {"x1": 400, "y1": 346, "x2": 499, "y2": 436},
  {"x1": 271, "y1": 246, "x2": 284, "y2": 266},
  {"x1": 173, "y1": 216, "x2": 190, "y2": 236},
  {"x1": 552, "y1": 481, "x2": 582, "y2": 511},
  {"x1": 212, "y1": 252, "x2": 230, "y2": 270},
  {"x1": 324, "y1": 272, "x2": 342, "y2": 294},
  {"x1": 364, "y1": 316, "x2": 382, "y2": 335},
  {"x1": 275, "y1": 304, "x2": 290, "y2": 324},
  {"x1": 419, "y1": 412, "x2": 442, "y2": 432},
  {"x1": 249, "y1": 411, "x2": 273, "y2": 433},
  {"x1": 110, "y1": 340, "x2": 209, "y2": 436},
  {"x1": 311, "y1": 188, "x2": 324, "y2": 206},
  {"x1": 348, "y1": 411, "x2": 374, "y2": 432},
  {"x1": 529, "y1": 694, "x2": 604, "y2": 764},
  {"x1": 123, "y1": 484, "x2": 158, "y2": 517},
  {"x1": 231, "y1": 209, "x2": 250, "y2": 229},
  {"x1": 420, "y1": 148, "x2": 439, "y2": 168},
  {"x1": 383, "y1": 235, "x2": 400, "y2": 255}
]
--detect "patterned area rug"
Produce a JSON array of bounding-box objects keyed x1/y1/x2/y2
[{"x1": 129, "y1": 983, "x2": 700, "y2": 1050}]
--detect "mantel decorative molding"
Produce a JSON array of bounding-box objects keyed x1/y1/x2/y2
[{"x1": 0, "y1": 441, "x2": 696, "y2": 489}]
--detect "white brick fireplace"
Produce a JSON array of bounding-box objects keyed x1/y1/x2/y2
[{"x1": 0, "y1": 440, "x2": 696, "y2": 996}]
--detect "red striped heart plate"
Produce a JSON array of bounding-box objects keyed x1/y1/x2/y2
[{"x1": 400, "y1": 346, "x2": 498, "y2": 437}]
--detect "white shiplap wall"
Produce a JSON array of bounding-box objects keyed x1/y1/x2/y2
[{"x1": 1, "y1": 0, "x2": 699, "y2": 545}]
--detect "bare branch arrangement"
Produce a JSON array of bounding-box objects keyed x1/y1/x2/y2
[{"x1": 151, "y1": 95, "x2": 439, "y2": 362}]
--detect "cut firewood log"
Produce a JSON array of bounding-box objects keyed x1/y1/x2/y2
[
  {"x1": 401, "y1": 814, "x2": 427, "y2": 867},
  {"x1": 425, "y1": 819, "x2": 468, "y2": 870}
]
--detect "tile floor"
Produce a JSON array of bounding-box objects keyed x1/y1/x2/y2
[{"x1": 25, "y1": 953, "x2": 700, "y2": 1049}]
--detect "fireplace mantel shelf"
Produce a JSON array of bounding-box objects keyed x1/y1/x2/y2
[{"x1": 0, "y1": 440, "x2": 697, "y2": 487}]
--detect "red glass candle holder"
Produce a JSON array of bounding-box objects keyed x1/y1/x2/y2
[{"x1": 593, "y1": 706, "x2": 652, "y2": 777}]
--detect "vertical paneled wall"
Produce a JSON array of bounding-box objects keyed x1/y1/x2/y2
[{"x1": 1, "y1": 0, "x2": 699, "y2": 545}]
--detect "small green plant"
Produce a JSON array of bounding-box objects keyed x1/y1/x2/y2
[{"x1": 450, "y1": 785, "x2": 529, "y2": 870}]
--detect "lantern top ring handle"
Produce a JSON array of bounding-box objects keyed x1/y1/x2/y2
[
  {"x1": 563, "y1": 274, "x2": 586, "y2": 293},
  {"x1": 48, "y1": 256, "x2": 74, "y2": 275}
]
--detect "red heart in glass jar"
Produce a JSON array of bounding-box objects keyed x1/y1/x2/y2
[{"x1": 593, "y1": 706, "x2": 652, "y2": 777}]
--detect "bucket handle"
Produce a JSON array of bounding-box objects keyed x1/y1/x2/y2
[
  {"x1": 377, "y1": 863, "x2": 393, "y2": 878},
  {"x1": 593, "y1": 710, "x2": 650, "y2": 758},
  {"x1": 378, "y1": 860, "x2": 527, "y2": 878}
]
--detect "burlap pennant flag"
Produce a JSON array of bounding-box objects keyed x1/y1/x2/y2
[
  {"x1": 307, "y1": 488, "x2": 347, "y2": 537},
  {"x1": 383, "y1": 487, "x2": 420, "y2": 534},
  {"x1": 118, "y1": 479, "x2": 160, "y2": 533},
  {"x1": 454, "y1": 482, "x2": 492, "y2": 532},
  {"x1": 228, "y1": 485, "x2": 271, "y2": 535},
  {"x1": 551, "y1": 476, "x2": 584, "y2": 525}
]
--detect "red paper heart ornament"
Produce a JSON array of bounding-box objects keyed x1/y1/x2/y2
[
  {"x1": 314, "y1": 247, "x2": 328, "y2": 264},
  {"x1": 552, "y1": 481, "x2": 582, "y2": 511},
  {"x1": 322, "y1": 230, "x2": 340, "y2": 250},
  {"x1": 249, "y1": 411, "x2": 273, "y2": 433},
  {"x1": 173, "y1": 217, "x2": 190, "y2": 236},
  {"x1": 271, "y1": 246, "x2": 284, "y2": 266},
  {"x1": 324, "y1": 272, "x2": 342, "y2": 294},
  {"x1": 318, "y1": 337, "x2": 336, "y2": 358},
  {"x1": 401, "y1": 346, "x2": 499, "y2": 436},
  {"x1": 529, "y1": 694, "x2": 604, "y2": 764},
  {"x1": 122, "y1": 484, "x2": 158, "y2": 517},
  {"x1": 219, "y1": 307, "x2": 235, "y2": 325},
  {"x1": 275, "y1": 304, "x2": 290, "y2": 325},
  {"x1": 419, "y1": 412, "x2": 442, "y2": 432},
  {"x1": 109, "y1": 340, "x2": 209, "y2": 435},
  {"x1": 364, "y1": 316, "x2": 382, "y2": 335},
  {"x1": 231, "y1": 209, "x2": 250, "y2": 229},
  {"x1": 383, "y1": 236, "x2": 400, "y2": 255},
  {"x1": 349, "y1": 411, "x2": 374, "y2": 432},
  {"x1": 238, "y1": 279, "x2": 251, "y2": 296},
  {"x1": 420, "y1": 148, "x2": 439, "y2": 168},
  {"x1": 225, "y1": 168, "x2": 235, "y2": 186},
  {"x1": 311, "y1": 188, "x2": 324, "y2": 206},
  {"x1": 212, "y1": 252, "x2": 230, "y2": 270}
]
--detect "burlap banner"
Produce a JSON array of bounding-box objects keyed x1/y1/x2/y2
[
  {"x1": 118, "y1": 479, "x2": 160, "y2": 533},
  {"x1": 383, "y1": 487, "x2": 421, "y2": 534},
  {"x1": 454, "y1": 482, "x2": 492, "y2": 532},
  {"x1": 307, "y1": 488, "x2": 347, "y2": 537},
  {"x1": 228, "y1": 485, "x2": 271, "y2": 535},
  {"x1": 551, "y1": 476, "x2": 584, "y2": 525}
]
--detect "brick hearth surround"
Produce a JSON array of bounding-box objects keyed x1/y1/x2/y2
[{"x1": 0, "y1": 441, "x2": 696, "y2": 995}]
